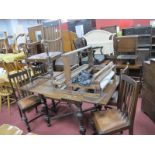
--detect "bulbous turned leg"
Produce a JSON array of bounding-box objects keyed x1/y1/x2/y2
[{"x1": 75, "y1": 102, "x2": 86, "y2": 135}]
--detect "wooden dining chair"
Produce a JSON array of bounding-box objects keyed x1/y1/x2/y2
[
  {"x1": 73, "y1": 37, "x2": 104, "y2": 65},
  {"x1": 91, "y1": 74, "x2": 140, "y2": 135},
  {"x1": 8, "y1": 69, "x2": 51, "y2": 132}
]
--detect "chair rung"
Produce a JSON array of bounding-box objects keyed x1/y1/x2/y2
[{"x1": 28, "y1": 113, "x2": 44, "y2": 123}]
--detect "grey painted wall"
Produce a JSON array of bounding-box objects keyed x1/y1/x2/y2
[{"x1": 0, "y1": 19, "x2": 38, "y2": 35}]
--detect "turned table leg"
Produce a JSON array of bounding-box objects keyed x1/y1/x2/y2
[{"x1": 75, "y1": 102, "x2": 86, "y2": 135}]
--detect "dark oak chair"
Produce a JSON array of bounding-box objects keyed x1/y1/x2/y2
[
  {"x1": 73, "y1": 37, "x2": 104, "y2": 65},
  {"x1": 91, "y1": 74, "x2": 140, "y2": 135},
  {"x1": 8, "y1": 69, "x2": 51, "y2": 132}
]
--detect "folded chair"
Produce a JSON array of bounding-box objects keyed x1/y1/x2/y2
[
  {"x1": 91, "y1": 74, "x2": 140, "y2": 135},
  {"x1": 8, "y1": 69, "x2": 51, "y2": 132}
]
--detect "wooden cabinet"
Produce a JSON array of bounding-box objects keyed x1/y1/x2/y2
[
  {"x1": 114, "y1": 35, "x2": 139, "y2": 65},
  {"x1": 151, "y1": 28, "x2": 155, "y2": 57},
  {"x1": 122, "y1": 26, "x2": 152, "y2": 36},
  {"x1": 142, "y1": 60, "x2": 155, "y2": 122},
  {"x1": 121, "y1": 26, "x2": 155, "y2": 58},
  {"x1": 114, "y1": 36, "x2": 142, "y2": 79}
]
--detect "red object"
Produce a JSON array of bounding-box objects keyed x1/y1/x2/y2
[
  {"x1": 60, "y1": 22, "x2": 68, "y2": 30},
  {"x1": 95, "y1": 19, "x2": 151, "y2": 29}
]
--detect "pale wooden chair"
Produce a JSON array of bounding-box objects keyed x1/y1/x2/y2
[
  {"x1": 2, "y1": 60, "x2": 25, "y2": 74},
  {"x1": 91, "y1": 74, "x2": 140, "y2": 135},
  {"x1": 41, "y1": 20, "x2": 63, "y2": 52},
  {"x1": 0, "y1": 124, "x2": 23, "y2": 135},
  {"x1": 0, "y1": 61, "x2": 26, "y2": 115},
  {"x1": 0, "y1": 81, "x2": 16, "y2": 115}
]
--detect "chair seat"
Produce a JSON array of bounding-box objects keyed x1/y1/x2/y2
[
  {"x1": 92, "y1": 109, "x2": 129, "y2": 134},
  {"x1": 0, "y1": 124, "x2": 23, "y2": 135},
  {"x1": 18, "y1": 95, "x2": 41, "y2": 110}
]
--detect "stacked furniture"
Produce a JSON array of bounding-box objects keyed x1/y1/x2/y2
[
  {"x1": 141, "y1": 59, "x2": 155, "y2": 122},
  {"x1": 122, "y1": 26, "x2": 152, "y2": 60},
  {"x1": 28, "y1": 23, "x2": 77, "y2": 55},
  {"x1": 114, "y1": 35, "x2": 142, "y2": 79}
]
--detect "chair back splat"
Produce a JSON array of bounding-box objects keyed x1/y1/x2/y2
[
  {"x1": 118, "y1": 74, "x2": 139, "y2": 125},
  {"x1": 8, "y1": 70, "x2": 31, "y2": 100}
]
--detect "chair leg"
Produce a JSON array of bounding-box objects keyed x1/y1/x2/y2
[
  {"x1": 22, "y1": 111, "x2": 31, "y2": 132},
  {"x1": 35, "y1": 106, "x2": 38, "y2": 113},
  {"x1": 18, "y1": 106, "x2": 23, "y2": 118},
  {"x1": 94, "y1": 104, "x2": 102, "y2": 111},
  {"x1": 129, "y1": 128, "x2": 133, "y2": 135},
  {"x1": 43, "y1": 102, "x2": 51, "y2": 127},
  {"x1": 89, "y1": 118, "x2": 98, "y2": 135},
  {"x1": 7, "y1": 96, "x2": 10, "y2": 115},
  {"x1": 51, "y1": 99, "x2": 57, "y2": 113}
]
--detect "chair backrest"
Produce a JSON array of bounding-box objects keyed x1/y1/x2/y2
[
  {"x1": 117, "y1": 74, "x2": 139, "y2": 126},
  {"x1": 74, "y1": 37, "x2": 87, "y2": 49},
  {"x1": 8, "y1": 69, "x2": 31, "y2": 100},
  {"x1": 2, "y1": 61, "x2": 17, "y2": 73},
  {"x1": 42, "y1": 20, "x2": 63, "y2": 52},
  {"x1": 28, "y1": 24, "x2": 43, "y2": 42}
]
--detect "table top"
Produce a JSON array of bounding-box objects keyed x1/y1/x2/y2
[
  {"x1": 21, "y1": 75, "x2": 119, "y2": 105},
  {"x1": 26, "y1": 51, "x2": 62, "y2": 62}
]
